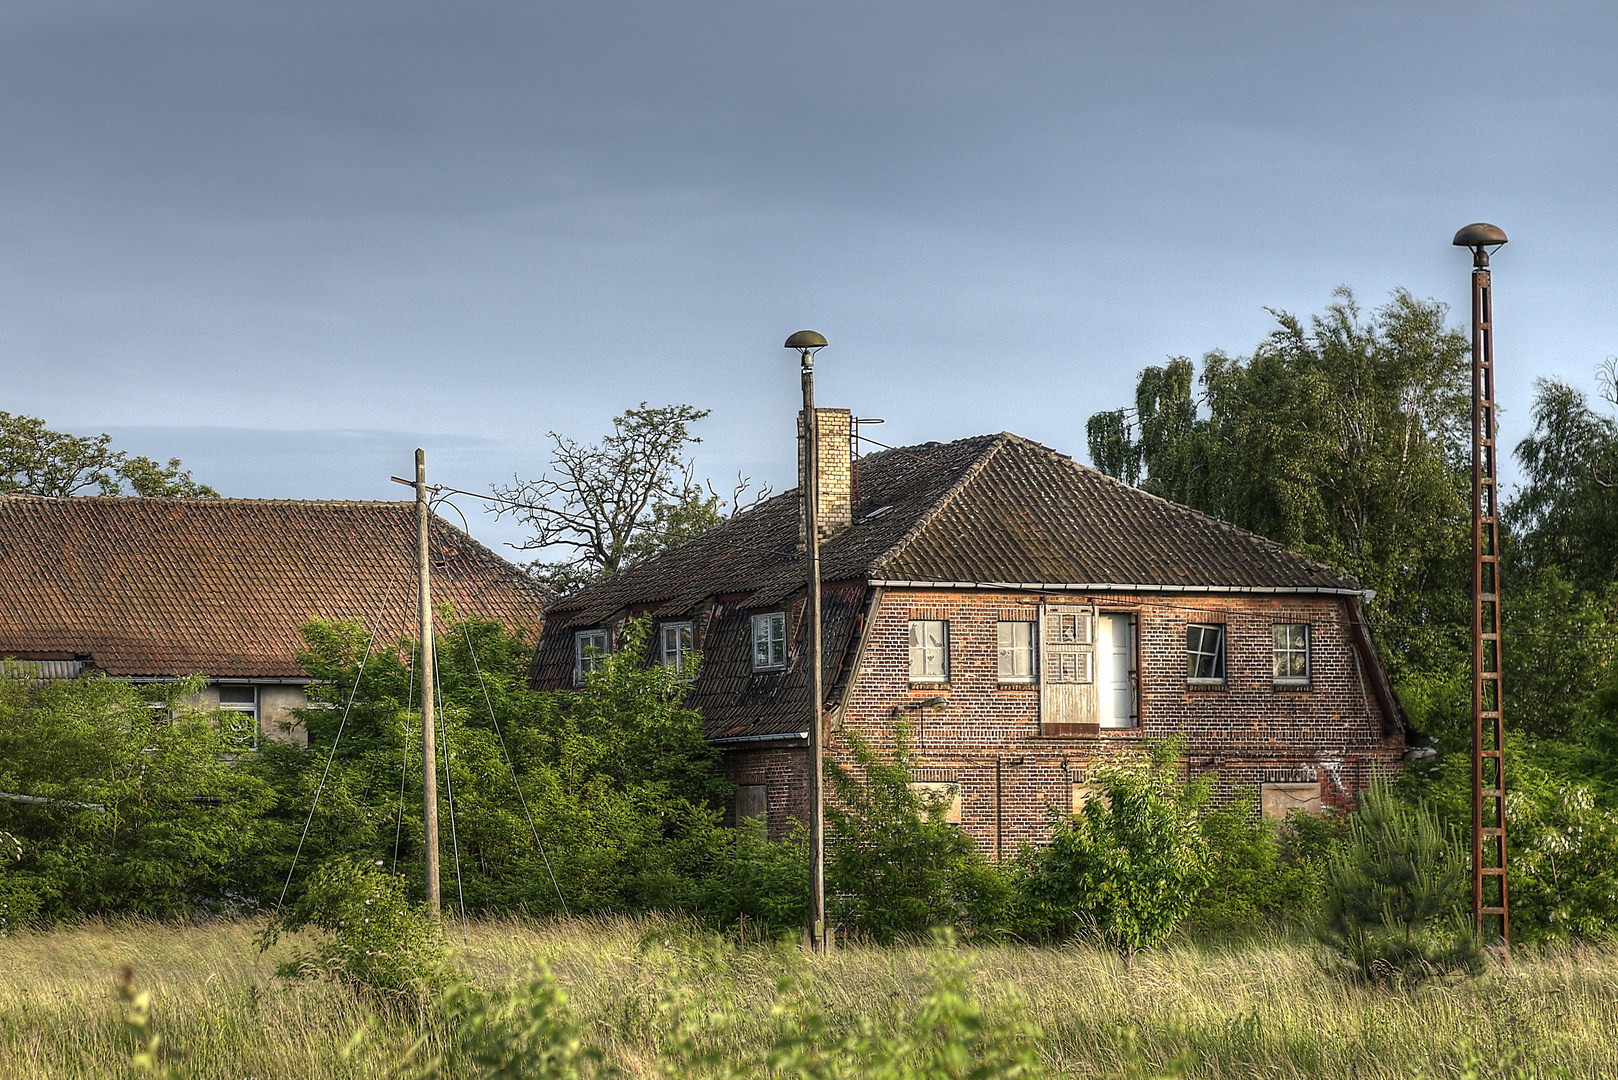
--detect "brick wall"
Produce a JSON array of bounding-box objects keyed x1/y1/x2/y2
[
  {"x1": 808, "y1": 587, "x2": 1403, "y2": 859},
  {"x1": 716, "y1": 741, "x2": 811, "y2": 839}
]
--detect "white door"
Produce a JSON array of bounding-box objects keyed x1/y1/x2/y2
[{"x1": 1097, "y1": 614, "x2": 1136, "y2": 728}]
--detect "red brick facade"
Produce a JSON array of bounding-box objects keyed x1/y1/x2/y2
[{"x1": 721, "y1": 587, "x2": 1402, "y2": 859}]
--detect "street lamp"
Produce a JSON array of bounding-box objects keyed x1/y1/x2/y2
[
  {"x1": 1453, "y1": 222, "x2": 1508, "y2": 946},
  {"x1": 785, "y1": 329, "x2": 829, "y2": 953}
]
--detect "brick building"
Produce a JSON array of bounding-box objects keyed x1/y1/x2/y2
[
  {"x1": 0, "y1": 496, "x2": 548, "y2": 746},
  {"x1": 528, "y1": 411, "x2": 1405, "y2": 859}
]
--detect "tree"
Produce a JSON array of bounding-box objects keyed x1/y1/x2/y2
[
  {"x1": 491, "y1": 403, "x2": 764, "y2": 594},
  {"x1": 1316, "y1": 782, "x2": 1479, "y2": 984},
  {"x1": 1506, "y1": 374, "x2": 1618, "y2": 593},
  {"x1": 1015, "y1": 740, "x2": 1212, "y2": 955},
  {"x1": 1085, "y1": 289, "x2": 1472, "y2": 677},
  {"x1": 824, "y1": 725, "x2": 1008, "y2": 942},
  {"x1": 0, "y1": 412, "x2": 218, "y2": 497}
]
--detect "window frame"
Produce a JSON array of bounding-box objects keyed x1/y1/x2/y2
[
  {"x1": 1271, "y1": 623, "x2": 1311, "y2": 685},
  {"x1": 751, "y1": 612, "x2": 787, "y2": 672},
  {"x1": 996, "y1": 619, "x2": 1036, "y2": 683},
  {"x1": 908, "y1": 619, "x2": 949, "y2": 683},
  {"x1": 1185, "y1": 623, "x2": 1226, "y2": 684},
  {"x1": 660, "y1": 621, "x2": 695, "y2": 674},
  {"x1": 573, "y1": 628, "x2": 609, "y2": 685},
  {"x1": 216, "y1": 682, "x2": 259, "y2": 750}
]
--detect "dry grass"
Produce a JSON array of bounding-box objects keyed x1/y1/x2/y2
[{"x1": 1, "y1": 916, "x2": 1614, "y2": 1078}]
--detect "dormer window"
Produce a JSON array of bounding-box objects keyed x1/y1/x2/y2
[
  {"x1": 752, "y1": 612, "x2": 787, "y2": 671},
  {"x1": 574, "y1": 629, "x2": 608, "y2": 684},
  {"x1": 661, "y1": 621, "x2": 694, "y2": 673}
]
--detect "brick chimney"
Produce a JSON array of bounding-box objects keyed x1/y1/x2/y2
[{"x1": 799, "y1": 407, "x2": 853, "y2": 546}]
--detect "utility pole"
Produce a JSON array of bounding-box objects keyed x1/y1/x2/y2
[
  {"x1": 786, "y1": 330, "x2": 829, "y2": 953},
  {"x1": 1454, "y1": 223, "x2": 1508, "y2": 945},
  {"x1": 415, "y1": 448, "x2": 441, "y2": 917}
]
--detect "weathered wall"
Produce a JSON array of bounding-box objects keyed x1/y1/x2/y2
[{"x1": 819, "y1": 587, "x2": 1403, "y2": 859}]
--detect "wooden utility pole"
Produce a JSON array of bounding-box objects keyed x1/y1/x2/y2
[{"x1": 415, "y1": 448, "x2": 441, "y2": 916}]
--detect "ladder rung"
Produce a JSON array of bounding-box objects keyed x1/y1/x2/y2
[
  {"x1": 1479, "y1": 750, "x2": 1502, "y2": 758},
  {"x1": 1482, "y1": 828, "x2": 1505, "y2": 837},
  {"x1": 1481, "y1": 906, "x2": 1507, "y2": 915},
  {"x1": 1483, "y1": 789, "x2": 1503, "y2": 798}
]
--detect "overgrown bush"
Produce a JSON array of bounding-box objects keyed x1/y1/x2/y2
[
  {"x1": 1316, "y1": 782, "x2": 1480, "y2": 984},
  {"x1": 1015, "y1": 739, "x2": 1211, "y2": 954},
  {"x1": 0, "y1": 667, "x2": 275, "y2": 920},
  {"x1": 1187, "y1": 789, "x2": 1329, "y2": 933},
  {"x1": 257, "y1": 857, "x2": 446, "y2": 995},
  {"x1": 826, "y1": 725, "x2": 1010, "y2": 942}
]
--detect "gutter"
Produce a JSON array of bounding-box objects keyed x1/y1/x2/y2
[
  {"x1": 869, "y1": 579, "x2": 1372, "y2": 598},
  {"x1": 0, "y1": 790, "x2": 106, "y2": 812},
  {"x1": 711, "y1": 731, "x2": 809, "y2": 746}
]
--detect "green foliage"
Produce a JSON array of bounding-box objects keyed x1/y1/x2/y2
[
  {"x1": 259, "y1": 613, "x2": 811, "y2": 929},
  {"x1": 437, "y1": 972, "x2": 609, "y2": 1079},
  {"x1": 1507, "y1": 376, "x2": 1618, "y2": 594},
  {"x1": 825, "y1": 725, "x2": 1010, "y2": 942},
  {"x1": 0, "y1": 411, "x2": 217, "y2": 497},
  {"x1": 1016, "y1": 741, "x2": 1211, "y2": 952},
  {"x1": 257, "y1": 856, "x2": 446, "y2": 995},
  {"x1": 430, "y1": 947, "x2": 1051, "y2": 1080},
  {"x1": 1316, "y1": 783, "x2": 1480, "y2": 984},
  {"x1": 1501, "y1": 572, "x2": 1618, "y2": 738},
  {"x1": 1086, "y1": 289, "x2": 1472, "y2": 677},
  {"x1": 0, "y1": 667, "x2": 274, "y2": 919},
  {"x1": 1188, "y1": 790, "x2": 1328, "y2": 933}
]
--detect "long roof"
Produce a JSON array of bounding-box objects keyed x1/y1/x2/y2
[
  {"x1": 547, "y1": 432, "x2": 1359, "y2": 623},
  {"x1": 0, "y1": 496, "x2": 548, "y2": 678}
]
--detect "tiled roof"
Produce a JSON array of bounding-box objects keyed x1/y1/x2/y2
[
  {"x1": 530, "y1": 432, "x2": 1361, "y2": 739},
  {"x1": 0, "y1": 496, "x2": 548, "y2": 678},
  {"x1": 543, "y1": 432, "x2": 1357, "y2": 622}
]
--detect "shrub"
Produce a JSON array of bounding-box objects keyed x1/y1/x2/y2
[
  {"x1": 1015, "y1": 739, "x2": 1211, "y2": 954},
  {"x1": 1188, "y1": 790, "x2": 1328, "y2": 933},
  {"x1": 826, "y1": 725, "x2": 1010, "y2": 942},
  {"x1": 1316, "y1": 782, "x2": 1480, "y2": 984},
  {"x1": 257, "y1": 857, "x2": 446, "y2": 995}
]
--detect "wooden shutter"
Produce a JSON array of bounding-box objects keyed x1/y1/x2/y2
[{"x1": 1040, "y1": 604, "x2": 1099, "y2": 735}]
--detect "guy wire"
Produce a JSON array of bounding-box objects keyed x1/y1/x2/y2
[
  {"x1": 434, "y1": 641, "x2": 470, "y2": 942},
  {"x1": 275, "y1": 572, "x2": 401, "y2": 912},
  {"x1": 461, "y1": 619, "x2": 570, "y2": 916}
]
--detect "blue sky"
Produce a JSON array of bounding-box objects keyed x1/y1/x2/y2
[{"x1": 3, "y1": 1, "x2": 1614, "y2": 556}]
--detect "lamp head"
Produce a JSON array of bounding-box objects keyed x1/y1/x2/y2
[
  {"x1": 785, "y1": 330, "x2": 828, "y2": 352},
  {"x1": 1453, "y1": 223, "x2": 1508, "y2": 268}
]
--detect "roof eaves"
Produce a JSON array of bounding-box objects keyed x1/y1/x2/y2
[{"x1": 867, "y1": 579, "x2": 1373, "y2": 597}]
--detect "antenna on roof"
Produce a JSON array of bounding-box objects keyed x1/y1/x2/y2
[{"x1": 851, "y1": 418, "x2": 883, "y2": 504}]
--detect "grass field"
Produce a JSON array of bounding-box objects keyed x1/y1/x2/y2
[{"x1": 1, "y1": 916, "x2": 1614, "y2": 1078}]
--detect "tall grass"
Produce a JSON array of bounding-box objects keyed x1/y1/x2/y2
[{"x1": 1, "y1": 916, "x2": 1614, "y2": 1078}]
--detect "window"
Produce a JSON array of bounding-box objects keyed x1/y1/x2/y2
[
  {"x1": 736, "y1": 784, "x2": 768, "y2": 826},
  {"x1": 1273, "y1": 623, "x2": 1309, "y2": 683},
  {"x1": 660, "y1": 621, "x2": 694, "y2": 673},
  {"x1": 997, "y1": 620, "x2": 1035, "y2": 681},
  {"x1": 1261, "y1": 782, "x2": 1322, "y2": 820},
  {"x1": 907, "y1": 782, "x2": 963, "y2": 824},
  {"x1": 574, "y1": 629, "x2": 608, "y2": 684},
  {"x1": 909, "y1": 620, "x2": 948, "y2": 681},
  {"x1": 1186, "y1": 624, "x2": 1226, "y2": 682},
  {"x1": 217, "y1": 683, "x2": 258, "y2": 750},
  {"x1": 1044, "y1": 651, "x2": 1091, "y2": 684},
  {"x1": 752, "y1": 612, "x2": 787, "y2": 671}
]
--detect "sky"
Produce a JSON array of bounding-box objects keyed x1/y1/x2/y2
[{"x1": 3, "y1": 1, "x2": 1615, "y2": 558}]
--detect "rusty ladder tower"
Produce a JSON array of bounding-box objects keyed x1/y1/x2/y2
[{"x1": 1455, "y1": 223, "x2": 1509, "y2": 945}]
